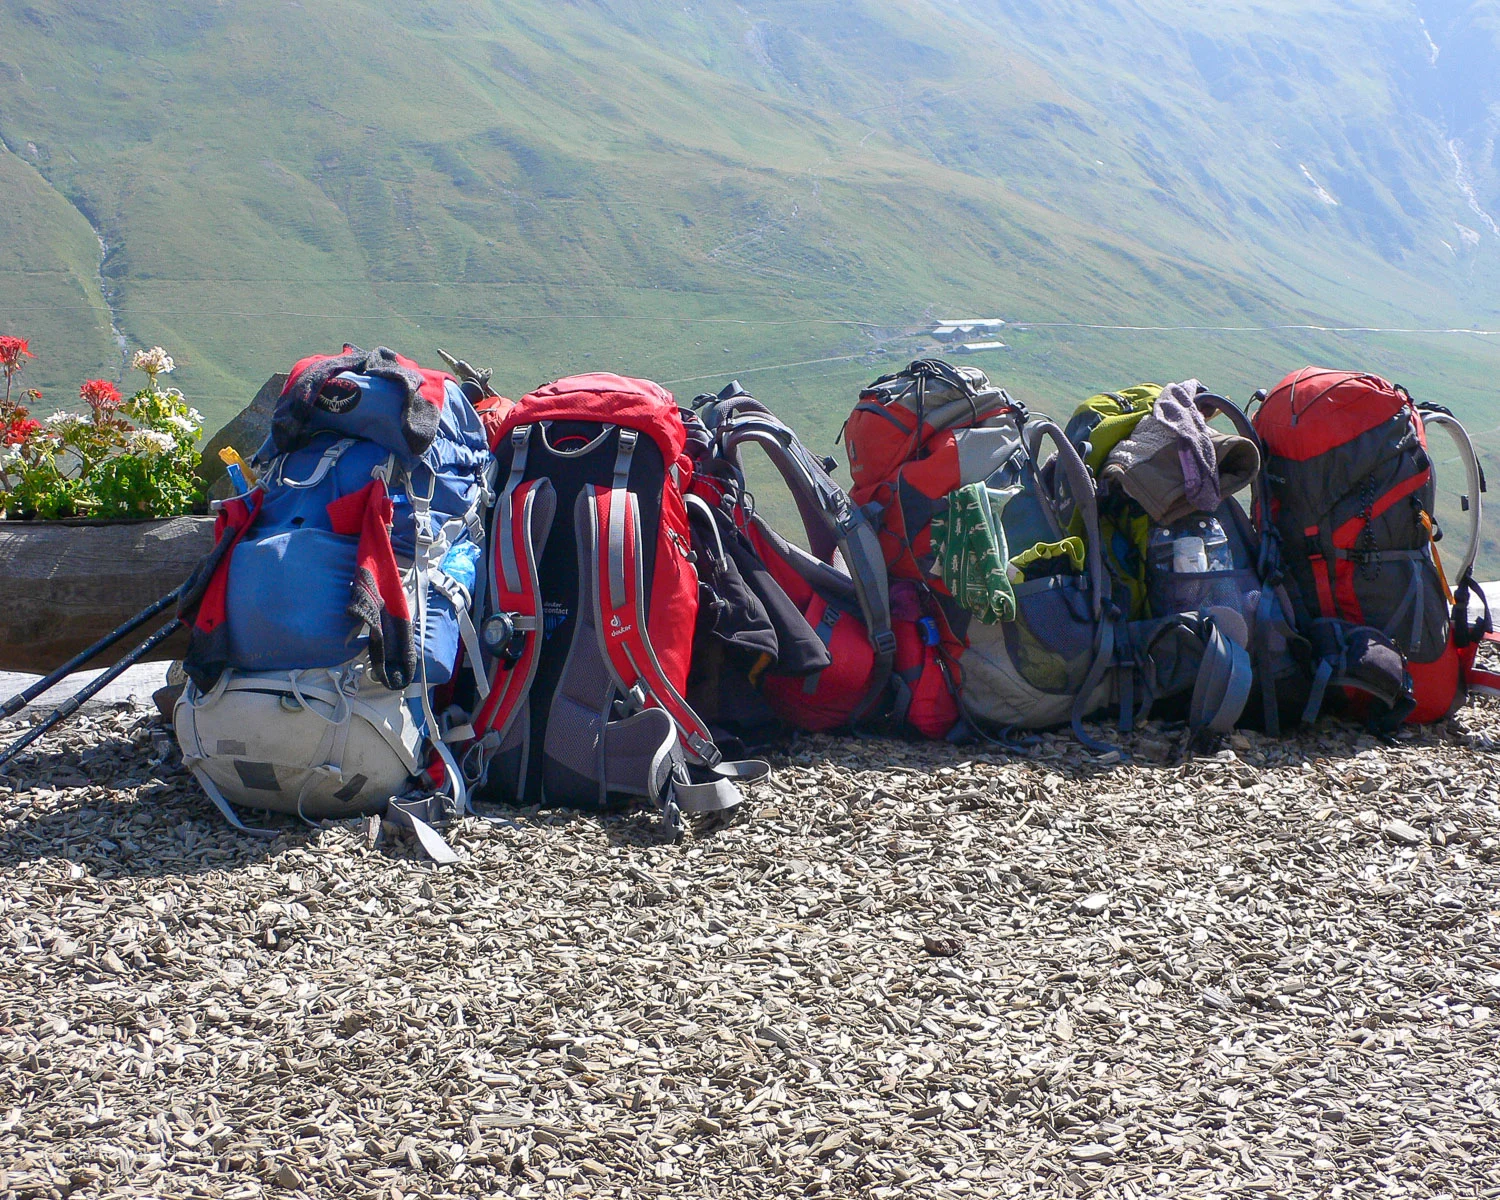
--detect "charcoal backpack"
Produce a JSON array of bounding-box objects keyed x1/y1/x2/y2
[
  {"x1": 174, "y1": 346, "x2": 494, "y2": 832},
  {"x1": 1254, "y1": 367, "x2": 1497, "y2": 722},
  {"x1": 459, "y1": 374, "x2": 767, "y2": 830},
  {"x1": 681, "y1": 381, "x2": 896, "y2": 737}
]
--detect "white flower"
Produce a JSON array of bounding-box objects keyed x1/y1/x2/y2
[
  {"x1": 130, "y1": 429, "x2": 176, "y2": 459},
  {"x1": 0, "y1": 445, "x2": 18, "y2": 469},
  {"x1": 164, "y1": 412, "x2": 197, "y2": 434},
  {"x1": 132, "y1": 346, "x2": 175, "y2": 377},
  {"x1": 187, "y1": 407, "x2": 203, "y2": 425},
  {"x1": 45, "y1": 410, "x2": 77, "y2": 427}
]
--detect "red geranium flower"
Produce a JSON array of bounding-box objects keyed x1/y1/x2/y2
[
  {"x1": 0, "y1": 337, "x2": 33, "y2": 372},
  {"x1": 79, "y1": 378, "x2": 123, "y2": 410},
  {"x1": 4, "y1": 417, "x2": 40, "y2": 446}
]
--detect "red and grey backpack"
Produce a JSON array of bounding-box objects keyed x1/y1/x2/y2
[
  {"x1": 1253, "y1": 367, "x2": 1497, "y2": 722},
  {"x1": 459, "y1": 374, "x2": 767, "y2": 831}
]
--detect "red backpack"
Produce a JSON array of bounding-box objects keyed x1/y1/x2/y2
[
  {"x1": 1253, "y1": 368, "x2": 1496, "y2": 722},
  {"x1": 844, "y1": 360, "x2": 1032, "y2": 739},
  {"x1": 684, "y1": 382, "x2": 896, "y2": 735},
  {"x1": 459, "y1": 374, "x2": 765, "y2": 831}
]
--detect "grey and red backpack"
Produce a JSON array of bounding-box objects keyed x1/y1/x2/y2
[
  {"x1": 459, "y1": 374, "x2": 768, "y2": 831},
  {"x1": 1253, "y1": 367, "x2": 1498, "y2": 723}
]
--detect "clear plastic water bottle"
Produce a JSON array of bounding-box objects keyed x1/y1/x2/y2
[{"x1": 1147, "y1": 515, "x2": 1234, "y2": 616}]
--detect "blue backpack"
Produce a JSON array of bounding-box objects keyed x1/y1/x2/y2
[{"x1": 175, "y1": 347, "x2": 494, "y2": 832}]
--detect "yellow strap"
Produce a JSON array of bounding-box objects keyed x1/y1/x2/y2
[
  {"x1": 747, "y1": 651, "x2": 774, "y2": 688},
  {"x1": 1419, "y1": 510, "x2": 1454, "y2": 605}
]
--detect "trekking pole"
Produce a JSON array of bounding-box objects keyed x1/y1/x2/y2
[
  {"x1": 0, "y1": 585, "x2": 184, "y2": 721},
  {"x1": 0, "y1": 617, "x2": 183, "y2": 771},
  {"x1": 437, "y1": 348, "x2": 498, "y2": 398}
]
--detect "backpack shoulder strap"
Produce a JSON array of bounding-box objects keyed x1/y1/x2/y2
[
  {"x1": 1195, "y1": 392, "x2": 1274, "y2": 544},
  {"x1": 467, "y1": 424, "x2": 555, "y2": 793},
  {"x1": 572, "y1": 437, "x2": 766, "y2": 824}
]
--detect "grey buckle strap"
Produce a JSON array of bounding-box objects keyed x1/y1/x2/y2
[
  {"x1": 268, "y1": 437, "x2": 357, "y2": 490},
  {"x1": 498, "y1": 425, "x2": 533, "y2": 593},
  {"x1": 1189, "y1": 622, "x2": 1253, "y2": 734},
  {"x1": 1071, "y1": 612, "x2": 1119, "y2": 755},
  {"x1": 1302, "y1": 658, "x2": 1337, "y2": 725},
  {"x1": 608, "y1": 428, "x2": 639, "y2": 611},
  {"x1": 188, "y1": 764, "x2": 278, "y2": 837},
  {"x1": 384, "y1": 799, "x2": 461, "y2": 864}
]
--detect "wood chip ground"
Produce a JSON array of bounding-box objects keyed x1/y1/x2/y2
[{"x1": 4, "y1": 675, "x2": 1500, "y2": 1197}]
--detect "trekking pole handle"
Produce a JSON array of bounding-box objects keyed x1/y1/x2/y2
[
  {"x1": 0, "y1": 618, "x2": 183, "y2": 771},
  {"x1": 0, "y1": 585, "x2": 184, "y2": 721},
  {"x1": 436, "y1": 348, "x2": 497, "y2": 398}
]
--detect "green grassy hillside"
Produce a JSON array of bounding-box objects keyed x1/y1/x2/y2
[{"x1": 2, "y1": 0, "x2": 1499, "y2": 570}]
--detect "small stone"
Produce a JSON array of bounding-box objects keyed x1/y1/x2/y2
[
  {"x1": 1075, "y1": 893, "x2": 1109, "y2": 915},
  {"x1": 1381, "y1": 819, "x2": 1423, "y2": 846},
  {"x1": 1069, "y1": 1143, "x2": 1116, "y2": 1164},
  {"x1": 274, "y1": 1164, "x2": 304, "y2": 1189},
  {"x1": 922, "y1": 933, "x2": 964, "y2": 957}
]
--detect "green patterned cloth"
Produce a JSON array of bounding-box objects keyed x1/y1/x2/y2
[{"x1": 931, "y1": 483, "x2": 1017, "y2": 624}]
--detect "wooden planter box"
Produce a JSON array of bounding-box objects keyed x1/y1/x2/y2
[{"x1": 0, "y1": 516, "x2": 215, "y2": 673}]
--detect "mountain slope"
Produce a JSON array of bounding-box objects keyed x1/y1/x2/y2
[{"x1": 0, "y1": 0, "x2": 1497, "y2": 466}]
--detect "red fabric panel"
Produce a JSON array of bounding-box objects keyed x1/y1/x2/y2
[
  {"x1": 762, "y1": 595, "x2": 874, "y2": 732},
  {"x1": 387, "y1": 350, "x2": 453, "y2": 412},
  {"x1": 898, "y1": 435, "x2": 961, "y2": 501},
  {"x1": 748, "y1": 523, "x2": 815, "y2": 608},
  {"x1": 326, "y1": 479, "x2": 410, "y2": 623},
  {"x1": 1309, "y1": 554, "x2": 1337, "y2": 619},
  {"x1": 1331, "y1": 469, "x2": 1431, "y2": 547},
  {"x1": 472, "y1": 479, "x2": 545, "y2": 736},
  {"x1": 1255, "y1": 368, "x2": 1410, "y2": 462},
  {"x1": 475, "y1": 393, "x2": 517, "y2": 451},
  {"x1": 846, "y1": 402, "x2": 919, "y2": 495},
  {"x1": 907, "y1": 646, "x2": 958, "y2": 739},
  {"x1": 1333, "y1": 558, "x2": 1363, "y2": 624},
  {"x1": 191, "y1": 491, "x2": 265, "y2": 636},
  {"x1": 647, "y1": 483, "x2": 698, "y2": 695},
  {"x1": 1407, "y1": 645, "x2": 1463, "y2": 724}
]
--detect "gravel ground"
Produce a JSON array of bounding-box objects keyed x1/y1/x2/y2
[{"x1": 3, "y1": 678, "x2": 1500, "y2": 1199}]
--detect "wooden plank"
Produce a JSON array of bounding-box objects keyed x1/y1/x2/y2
[{"x1": 0, "y1": 517, "x2": 214, "y2": 673}]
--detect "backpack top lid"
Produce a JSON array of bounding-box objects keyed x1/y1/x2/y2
[
  {"x1": 262, "y1": 356, "x2": 490, "y2": 485},
  {"x1": 274, "y1": 345, "x2": 453, "y2": 462},
  {"x1": 1255, "y1": 368, "x2": 1411, "y2": 462},
  {"x1": 501, "y1": 372, "x2": 688, "y2": 468},
  {"x1": 846, "y1": 358, "x2": 1020, "y2": 493}
]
